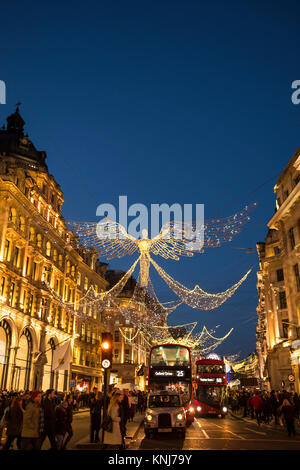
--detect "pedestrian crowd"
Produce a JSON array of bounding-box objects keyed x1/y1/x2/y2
[
  {"x1": 0, "y1": 387, "x2": 147, "y2": 450},
  {"x1": 228, "y1": 389, "x2": 300, "y2": 437}
]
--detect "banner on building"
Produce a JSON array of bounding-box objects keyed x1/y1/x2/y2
[{"x1": 52, "y1": 341, "x2": 71, "y2": 371}]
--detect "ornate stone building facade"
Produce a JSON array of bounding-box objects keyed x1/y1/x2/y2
[
  {"x1": 256, "y1": 145, "x2": 300, "y2": 393},
  {"x1": 0, "y1": 107, "x2": 109, "y2": 392}
]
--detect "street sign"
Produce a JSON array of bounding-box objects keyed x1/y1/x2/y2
[
  {"x1": 288, "y1": 374, "x2": 295, "y2": 382},
  {"x1": 102, "y1": 359, "x2": 111, "y2": 369}
]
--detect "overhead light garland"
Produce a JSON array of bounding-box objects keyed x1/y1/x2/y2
[
  {"x1": 68, "y1": 204, "x2": 256, "y2": 287},
  {"x1": 150, "y1": 257, "x2": 251, "y2": 310}
]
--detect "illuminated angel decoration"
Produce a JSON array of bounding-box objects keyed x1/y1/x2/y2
[{"x1": 68, "y1": 204, "x2": 255, "y2": 287}]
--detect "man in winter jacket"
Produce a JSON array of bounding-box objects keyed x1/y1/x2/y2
[{"x1": 40, "y1": 389, "x2": 57, "y2": 450}]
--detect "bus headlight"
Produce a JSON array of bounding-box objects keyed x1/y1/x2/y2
[
  {"x1": 189, "y1": 406, "x2": 194, "y2": 413},
  {"x1": 222, "y1": 406, "x2": 228, "y2": 413},
  {"x1": 197, "y1": 406, "x2": 202, "y2": 412},
  {"x1": 177, "y1": 413, "x2": 183, "y2": 420},
  {"x1": 146, "y1": 414, "x2": 152, "y2": 421}
]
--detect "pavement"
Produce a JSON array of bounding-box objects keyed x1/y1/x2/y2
[{"x1": 76, "y1": 412, "x2": 144, "y2": 449}]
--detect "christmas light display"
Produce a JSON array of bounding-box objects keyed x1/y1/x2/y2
[
  {"x1": 150, "y1": 257, "x2": 251, "y2": 310},
  {"x1": 68, "y1": 204, "x2": 255, "y2": 287}
]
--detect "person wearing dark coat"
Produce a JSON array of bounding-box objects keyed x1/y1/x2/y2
[
  {"x1": 281, "y1": 398, "x2": 297, "y2": 437},
  {"x1": 40, "y1": 389, "x2": 57, "y2": 450},
  {"x1": 90, "y1": 392, "x2": 103, "y2": 443},
  {"x1": 3, "y1": 396, "x2": 23, "y2": 450},
  {"x1": 120, "y1": 390, "x2": 131, "y2": 437},
  {"x1": 62, "y1": 394, "x2": 73, "y2": 450},
  {"x1": 55, "y1": 401, "x2": 68, "y2": 449}
]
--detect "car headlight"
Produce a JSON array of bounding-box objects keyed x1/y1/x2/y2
[
  {"x1": 222, "y1": 406, "x2": 228, "y2": 413},
  {"x1": 177, "y1": 413, "x2": 183, "y2": 420},
  {"x1": 146, "y1": 414, "x2": 152, "y2": 421},
  {"x1": 197, "y1": 406, "x2": 202, "y2": 412}
]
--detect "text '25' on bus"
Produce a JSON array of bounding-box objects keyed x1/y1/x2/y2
[
  {"x1": 148, "y1": 344, "x2": 195, "y2": 424},
  {"x1": 194, "y1": 358, "x2": 228, "y2": 418}
]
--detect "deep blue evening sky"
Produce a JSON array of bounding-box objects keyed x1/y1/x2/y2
[{"x1": 1, "y1": 1, "x2": 300, "y2": 357}]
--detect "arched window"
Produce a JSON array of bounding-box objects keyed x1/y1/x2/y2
[
  {"x1": 46, "y1": 241, "x2": 51, "y2": 257},
  {"x1": 0, "y1": 319, "x2": 12, "y2": 390},
  {"x1": 53, "y1": 249, "x2": 58, "y2": 262},
  {"x1": 37, "y1": 234, "x2": 42, "y2": 249},
  {"x1": 15, "y1": 328, "x2": 32, "y2": 390}
]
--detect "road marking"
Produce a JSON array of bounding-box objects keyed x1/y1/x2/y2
[
  {"x1": 210, "y1": 422, "x2": 246, "y2": 440},
  {"x1": 194, "y1": 417, "x2": 209, "y2": 438},
  {"x1": 245, "y1": 426, "x2": 267, "y2": 436}
]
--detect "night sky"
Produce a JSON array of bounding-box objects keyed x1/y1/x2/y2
[{"x1": 1, "y1": 1, "x2": 300, "y2": 358}]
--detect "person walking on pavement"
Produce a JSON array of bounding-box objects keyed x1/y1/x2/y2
[
  {"x1": 122, "y1": 389, "x2": 131, "y2": 436},
  {"x1": 90, "y1": 392, "x2": 103, "y2": 443},
  {"x1": 55, "y1": 400, "x2": 69, "y2": 449},
  {"x1": 281, "y1": 398, "x2": 297, "y2": 438},
  {"x1": 3, "y1": 395, "x2": 23, "y2": 450},
  {"x1": 251, "y1": 393, "x2": 263, "y2": 426},
  {"x1": 21, "y1": 391, "x2": 42, "y2": 450},
  {"x1": 62, "y1": 394, "x2": 74, "y2": 450},
  {"x1": 103, "y1": 392, "x2": 123, "y2": 450},
  {"x1": 40, "y1": 389, "x2": 57, "y2": 450}
]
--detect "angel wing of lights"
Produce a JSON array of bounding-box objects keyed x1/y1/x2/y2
[{"x1": 67, "y1": 204, "x2": 256, "y2": 286}]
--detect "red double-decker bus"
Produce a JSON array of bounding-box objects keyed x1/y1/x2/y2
[
  {"x1": 148, "y1": 344, "x2": 194, "y2": 424},
  {"x1": 194, "y1": 358, "x2": 228, "y2": 418}
]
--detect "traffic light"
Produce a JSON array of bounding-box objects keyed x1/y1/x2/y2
[{"x1": 101, "y1": 332, "x2": 113, "y2": 369}]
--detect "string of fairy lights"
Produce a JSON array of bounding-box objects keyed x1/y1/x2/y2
[{"x1": 34, "y1": 204, "x2": 256, "y2": 354}]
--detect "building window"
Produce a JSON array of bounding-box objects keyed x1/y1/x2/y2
[
  {"x1": 32, "y1": 262, "x2": 38, "y2": 281},
  {"x1": 19, "y1": 216, "x2": 25, "y2": 232},
  {"x1": 4, "y1": 240, "x2": 10, "y2": 261},
  {"x1": 37, "y1": 234, "x2": 42, "y2": 249},
  {"x1": 114, "y1": 349, "x2": 119, "y2": 361},
  {"x1": 282, "y1": 319, "x2": 289, "y2": 338},
  {"x1": 66, "y1": 261, "x2": 71, "y2": 274},
  {"x1": 289, "y1": 227, "x2": 295, "y2": 250},
  {"x1": 13, "y1": 247, "x2": 20, "y2": 267},
  {"x1": 77, "y1": 272, "x2": 81, "y2": 287},
  {"x1": 0, "y1": 277, "x2": 5, "y2": 297},
  {"x1": 46, "y1": 241, "x2": 51, "y2": 257},
  {"x1": 294, "y1": 264, "x2": 300, "y2": 292},
  {"x1": 274, "y1": 246, "x2": 281, "y2": 256},
  {"x1": 29, "y1": 227, "x2": 35, "y2": 242},
  {"x1": 84, "y1": 277, "x2": 88, "y2": 291},
  {"x1": 58, "y1": 254, "x2": 63, "y2": 267},
  {"x1": 279, "y1": 291, "x2": 287, "y2": 309},
  {"x1": 114, "y1": 331, "x2": 120, "y2": 342},
  {"x1": 8, "y1": 208, "x2": 17, "y2": 224},
  {"x1": 8, "y1": 282, "x2": 15, "y2": 307},
  {"x1": 277, "y1": 269, "x2": 284, "y2": 282}
]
